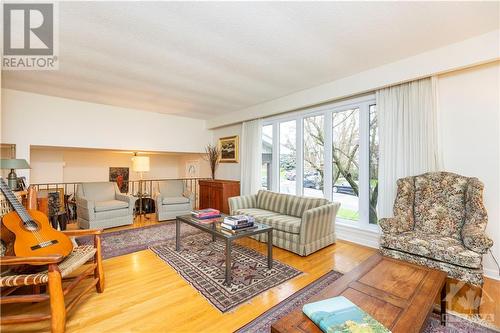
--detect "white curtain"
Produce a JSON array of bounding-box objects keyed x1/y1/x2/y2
[
  {"x1": 240, "y1": 119, "x2": 263, "y2": 195},
  {"x1": 377, "y1": 77, "x2": 442, "y2": 218}
]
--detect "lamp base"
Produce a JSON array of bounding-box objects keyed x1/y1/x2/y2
[{"x1": 7, "y1": 169, "x2": 17, "y2": 190}]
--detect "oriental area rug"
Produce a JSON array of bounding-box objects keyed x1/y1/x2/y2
[
  {"x1": 76, "y1": 221, "x2": 201, "y2": 259},
  {"x1": 150, "y1": 233, "x2": 302, "y2": 312}
]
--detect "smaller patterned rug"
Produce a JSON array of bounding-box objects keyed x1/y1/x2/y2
[
  {"x1": 236, "y1": 271, "x2": 499, "y2": 333},
  {"x1": 150, "y1": 233, "x2": 302, "y2": 313},
  {"x1": 76, "y1": 222, "x2": 201, "y2": 259}
]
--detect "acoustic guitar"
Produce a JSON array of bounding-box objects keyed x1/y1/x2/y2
[{"x1": 0, "y1": 177, "x2": 73, "y2": 260}]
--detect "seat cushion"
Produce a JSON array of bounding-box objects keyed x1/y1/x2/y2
[
  {"x1": 380, "y1": 231, "x2": 482, "y2": 269},
  {"x1": 233, "y1": 208, "x2": 279, "y2": 221},
  {"x1": 286, "y1": 196, "x2": 329, "y2": 217},
  {"x1": 414, "y1": 172, "x2": 468, "y2": 239},
  {"x1": 261, "y1": 214, "x2": 301, "y2": 234},
  {"x1": 162, "y1": 196, "x2": 189, "y2": 205},
  {"x1": 94, "y1": 200, "x2": 128, "y2": 212},
  {"x1": 256, "y1": 190, "x2": 289, "y2": 214}
]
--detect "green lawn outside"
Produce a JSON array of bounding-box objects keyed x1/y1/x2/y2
[{"x1": 337, "y1": 208, "x2": 359, "y2": 221}]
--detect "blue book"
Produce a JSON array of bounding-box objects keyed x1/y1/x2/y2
[{"x1": 303, "y1": 296, "x2": 390, "y2": 333}]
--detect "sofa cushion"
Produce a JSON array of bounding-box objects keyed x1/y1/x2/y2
[
  {"x1": 261, "y1": 215, "x2": 301, "y2": 234},
  {"x1": 94, "y1": 200, "x2": 129, "y2": 212},
  {"x1": 233, "y1": 208, "x2": 279, "y2": 220},
  {"x1": 80, "y1": 182, "x2": 116, "y2": 202},
  {"x1": 162, "y1": 196, "x2": 189, "y2": 205},
  {"x1": 286, "y1": 196, "x2": 329, "y2": 217},
  {"x1": 414, "y1": 172, "x2": 468, "y2": 239},
  {"x1": 256, "y1": 190, "x2": 289, "y2": 214},
  {"x1": 158, "y1": 180, "x2": 184, "y2": 197},
  {"x1": 380, "y1": 231, "x2": 482, "y2": 269}
]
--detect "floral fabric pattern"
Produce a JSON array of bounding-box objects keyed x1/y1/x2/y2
[
  {"x1": 379, "y1": 172, "x2": 493, "y2": 286},
  {"x1": 381, "y1": 248, "x2": 484, "y2": 286},
  {"x1": 380, "y1": 231, "x2": 482, "y2": 269},
  {"x1": 414, "y1": 172, "x2": 468, "y2": 239}
]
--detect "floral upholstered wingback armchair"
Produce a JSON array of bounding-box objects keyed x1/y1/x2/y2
[{"x1": 379, "y1": 172, "x2": 493, "y2": 285}]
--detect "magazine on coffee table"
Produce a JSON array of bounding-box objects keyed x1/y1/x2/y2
[{"x1": 303, "y1": 296, "x2": 390, "y2": 333}]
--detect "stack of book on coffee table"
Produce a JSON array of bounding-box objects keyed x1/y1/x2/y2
[
  {"x1": 221, "y1": 215, "x2": 256, "y2": 233},
  {"x1": 191, "y1": 208, "x2": 221, "y2": 223}
]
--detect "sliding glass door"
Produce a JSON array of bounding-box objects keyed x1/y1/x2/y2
[
  {"x1": 262, "y1": 95, "x2": 378, "y2": 228},
  {"x1": 303, "y1": 115, "x2": 325, "y2": 198},
  {"x1": 332, "y1": 108, "x2": 359, "y2": 221},
  {"x1": 279, "y1": 120, "x2": 297, "y2": 194},
  {"x1": 261, "y1": 125, "x2": 273, "y2": 190}
]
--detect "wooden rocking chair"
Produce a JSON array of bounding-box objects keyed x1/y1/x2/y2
[{"x1": 0, "y1": 229, "x2": 104, "y2": 333}]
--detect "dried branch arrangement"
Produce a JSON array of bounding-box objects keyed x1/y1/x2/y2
[{"x1": 204, "y1": 144, "x2": 221, "y2": 179}]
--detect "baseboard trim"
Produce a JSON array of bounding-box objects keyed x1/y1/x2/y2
[
  {"x1": 335, "y1": 223, "x2": 380, "y2": 249},
  {"x1": 483, "y1": 267, "x2": 500, "y2": 281}
]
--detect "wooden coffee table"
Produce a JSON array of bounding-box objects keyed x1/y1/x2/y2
[{"x1": 271, "y1": 253, "x2": 447, "y2": 333}]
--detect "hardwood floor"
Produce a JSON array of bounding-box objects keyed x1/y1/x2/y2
[{"x1": 2, "y1": 216, "x2": 499, "y2": 332}]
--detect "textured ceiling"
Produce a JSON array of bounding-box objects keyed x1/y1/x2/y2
[{"x1": 2, "y1": 1, "x2": 499, "y2": 119}]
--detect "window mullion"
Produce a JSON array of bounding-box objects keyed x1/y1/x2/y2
[
  {"x1": 324, "y1": 111, "x2": 333, "y2": 201},
  {"x1": 272, "y1": 122, "x2": 279, "y2": 192},
  {"x1": 296, "y1": 118, "x2": 304, "y2": 196},
  {"x1": 359, "y1": 103, "x2": 370, "y2": 226}
]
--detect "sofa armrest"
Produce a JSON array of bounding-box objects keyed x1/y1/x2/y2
[
  {"x1": 76, "y1": 196, "x2": 95, "y2": 211},
  {"x1": 300, "y1": 203, "x2": 340, "y2": 244},
  {"x1": 379, "y1": 216, "x2": 413, "y2": 235},
  {"x1": 462, "y1": 224, "x2": 493, "y2": 254},
  {"x1": 182, "y1": 190, "x2": 195, "y2": 205},
  {"x1": 116, "y1": 193, "x2": 136, "y2": 213},
  {"x1": 228, "y1": 194, "x2": 257, "y2": 214}
]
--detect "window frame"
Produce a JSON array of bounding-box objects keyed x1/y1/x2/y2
[{"x1": 262, "y1": 94, "x2": 377, "y2": 230}]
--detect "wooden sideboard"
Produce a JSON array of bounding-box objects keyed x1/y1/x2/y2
[{"x1": 198, "y1": 179, "x2": 240, "y2": 214}]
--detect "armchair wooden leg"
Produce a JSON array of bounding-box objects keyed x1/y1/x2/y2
[
  {"x1": 48, "y1": 264, "x2": 66, "y2": 333},
  {"x1": 94, "y1": 234, "x2": 105, "y2": 293}
]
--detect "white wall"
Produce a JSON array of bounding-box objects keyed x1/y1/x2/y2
[
  {"x1": 1, "y1": 89, "x2": 213, "y2": 181},
  {"x1": 212, "y1": 123, "x2": 242, "y2": 180},
  {"x1": 438, "y1": 61, "x2": 500, "y2": 279},
  {"x1": 29, "y1": 147, "x2": 210, "y2": 184}
]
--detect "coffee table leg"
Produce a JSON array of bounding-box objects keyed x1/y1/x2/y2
[
  {"x1": 225, "y1": 239, "x2": 232, "y2": 286},
  {"x1": 175, "y1": 219, "x2": 180, "y2": 251},
  {"x1": 212, "y1": 223, "x2": 216, "y2": 242},
  {"x1": 440, "y1": 281, "x2": 447, "y2": 326},
  {"x1": 267, "y1": 229, "x2": 273, "y2": 269}
]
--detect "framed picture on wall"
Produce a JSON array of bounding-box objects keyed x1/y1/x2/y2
[
  {"x1": 185, "y1": 160, "x2": 200, "y2": 177},
  {"x1": 109, "y1": 167, "x2": 129, "y2": 193},
  {"x1": 218, "y1": 135, "x2": 239, "y2": 163}
]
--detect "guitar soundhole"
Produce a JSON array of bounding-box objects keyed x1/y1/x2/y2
[{"x1": 22, "y1": 220, "x2": 40, "y2": 232}]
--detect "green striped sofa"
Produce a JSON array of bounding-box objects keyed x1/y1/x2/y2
[{"x1": 228, "y1": 190, "x2": 340, "y2": 256}]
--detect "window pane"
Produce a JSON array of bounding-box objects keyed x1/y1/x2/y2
[
  {"x1": 303, "y1": 115, "x2": 324, "y2": 198},
  {"x1": 261, "y1": 125, "x2": 273, "y2": 190},
  {"x1": 279, "y1": 120, "x2": 296, "y2": 194},
  {"x1": 369, "y1": 105, "x2": 379, "y2": 224},
  {"x1": 332, "y1": 108, "x2": 359, "y2": 221}
]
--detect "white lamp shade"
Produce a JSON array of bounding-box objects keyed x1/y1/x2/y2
[{"x1": 132, "y1": 156, "x2": 150, "y2": 172}]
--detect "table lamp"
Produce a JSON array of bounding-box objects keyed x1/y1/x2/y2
[{"x1": 0, "y1": 159, "x2": 31, "y2": 190}]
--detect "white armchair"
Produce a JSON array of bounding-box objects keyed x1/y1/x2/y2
[
  {"x1": 155, "y1": 180, "x2": 193, "y2": 221},
  {"x1": 76, "y1": 182, "x2": 135, "y2": 229}
]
